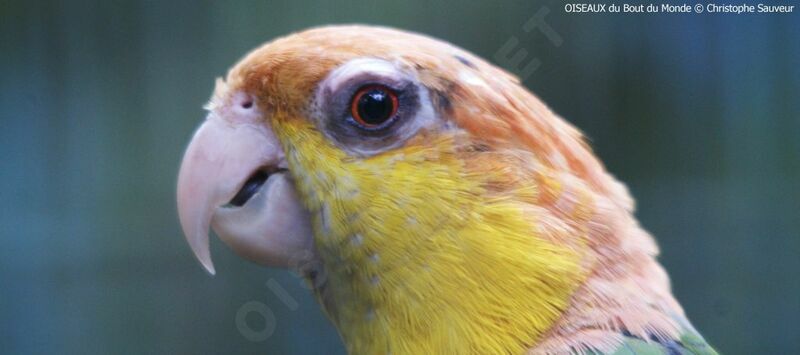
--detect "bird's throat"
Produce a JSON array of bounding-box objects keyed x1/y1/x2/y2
[{"x1": 276, "y1": 120, "x2": 585, "y2": 354}]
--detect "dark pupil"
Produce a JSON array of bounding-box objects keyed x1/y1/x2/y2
[{"x1": 357, "y1": 89, "x2": 394, "y2": 125}]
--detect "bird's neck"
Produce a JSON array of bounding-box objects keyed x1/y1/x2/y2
[
  {"x1": 310, "y1": 197, "x2": 584, "y2": 354},
  {"x1": 280, "y1": 129, "x2": 586, "y2": 354}
]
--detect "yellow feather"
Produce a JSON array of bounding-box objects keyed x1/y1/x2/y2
[{"x1": 274, "y1": 118, "x2": 585, "y2": 354}]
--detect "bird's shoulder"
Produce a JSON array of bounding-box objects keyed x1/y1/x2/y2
[{"x1": 593, "y1": 329, "x2": 718, "y2": 355}]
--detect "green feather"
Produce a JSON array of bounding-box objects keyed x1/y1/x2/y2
[{"x1": 601, "y1": 330, "x2": 719, "y2": 355}]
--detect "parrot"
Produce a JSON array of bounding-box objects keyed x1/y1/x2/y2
[{"x1": 176, "y1": 25, "x2": 718, "y2": 354}]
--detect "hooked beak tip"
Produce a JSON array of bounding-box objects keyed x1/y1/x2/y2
[
  {"x1": 198, "y1": 253, "x2": 217, "y2": 275},
  {"x1": 178, "y1": 197, "x2": 217, "y2": 276},
  {"x1": 184, "y1": 221, "x2": 216, "y2": 275}
]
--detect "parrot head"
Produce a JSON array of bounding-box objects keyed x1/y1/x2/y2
[{"x1": 177, "y1": 25, "x2": 684, "y2": 354}]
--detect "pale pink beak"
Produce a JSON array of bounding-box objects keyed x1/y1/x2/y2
[{"x1": 176, "y1": 95, "x2": 313, "y2": 275}]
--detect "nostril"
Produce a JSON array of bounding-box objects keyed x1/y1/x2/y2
[{"x1": 233, "y1": 92, "x2": 254, "y2": 110}]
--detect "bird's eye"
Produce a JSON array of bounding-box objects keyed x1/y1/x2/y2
[{"x1": 349, "y1": 85, "x2": 399, "y2": 129}]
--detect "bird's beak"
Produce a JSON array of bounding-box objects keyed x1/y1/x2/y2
[{"x1": 176, "y1": 111, "x2": 313, "y2": 275}]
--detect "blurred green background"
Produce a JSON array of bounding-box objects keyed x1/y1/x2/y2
[{"x1": 1, "y1": 0, "x2": 798, "y2": 354}]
